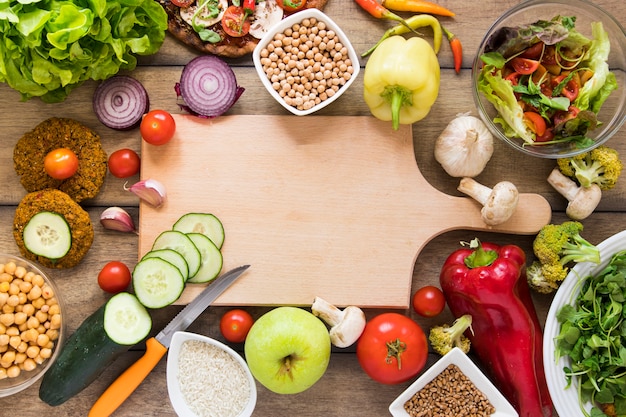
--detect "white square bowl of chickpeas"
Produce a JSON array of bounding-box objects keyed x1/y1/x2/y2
[
  {"x1": 252, "y1": 8, "x2": 360, "y2": 116},
  {"x1": 0, "y1": 255, "x2": 64, "y2": 397},
  {"x1": 389, "y1": 347, "x2": 518, "y2": 417}
]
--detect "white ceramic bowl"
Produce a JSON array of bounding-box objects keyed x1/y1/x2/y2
[
  {"x1": 167, "y1": 331, "x2": 256, "y2": 417},
  {"x1": 389, "y1": 347, "x2": 518, "y2": 417},
  {"x1": 543, "y1": 229, "x2": 626, "y2": 417},
  {"x1": 0, "y1": 254, "x2": 65, "y2": 397},
  {"x1": 252, "y1": 8, "x2": 360, "y2": 116},
  {"x1": 472, "y1": 0, "x2": 626, "y2": 158}
]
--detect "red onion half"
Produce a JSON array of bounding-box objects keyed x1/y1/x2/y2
[
  {"x1": 176, "y1": 55, "x2": 244, "y2": 118},
  {"x1": 93, "y1": 75, "x2": 149, "y2": 130}
]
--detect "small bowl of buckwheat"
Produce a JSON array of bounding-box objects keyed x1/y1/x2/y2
[
  {"x1": 252, "y1": 8, "x2": 359, "y2": 116},
  {"x1": 389, "y1": 347, "x2": 518, "y2": 417}
]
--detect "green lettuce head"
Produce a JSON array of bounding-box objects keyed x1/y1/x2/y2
[{"x1": 0, "y1": 0, "x2": 168, "y2": 102}]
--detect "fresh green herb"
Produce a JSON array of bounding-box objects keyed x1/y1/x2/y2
[{"x1": 555, "y1": 250, "x2": 626, "y2": 417}]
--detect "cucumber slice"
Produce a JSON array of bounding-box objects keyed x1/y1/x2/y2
[
  {"x1": 151, "y1": 230, "x2": 201, "y2": 279},
  {"x1": 186, "y1": 233, "x2": 223, "y2": 284},
  {"x1": 173, "y1": 213, "x2": 225, "y2": 249},
  {"x1": 142, "y1": 249, "x2": 190, "y2": 282},
  {"x1": 103, "y1": 292, "x2": 152, "y2": 345},
  {"x1": 22, "y1": 211, "x2": 72, "y2": 260},
  {"x1": 132, "y1": 257, "x2": 185, "y2": 309}
]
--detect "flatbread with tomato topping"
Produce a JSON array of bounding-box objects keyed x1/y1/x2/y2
[{"x1": 156, "y1": 0, "x2": 328, "y2": 58}]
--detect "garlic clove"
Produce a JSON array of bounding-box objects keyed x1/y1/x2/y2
[
  {"x1": 126, "y1": 179, "x2": 166, "y2": 207},
  {"x1": 100, "y1": 207, "x2": 137, "y2": 233}
]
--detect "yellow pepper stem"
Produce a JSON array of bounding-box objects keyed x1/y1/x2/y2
[{"x1": 381, "y1": 85, "x2": 413, "y2": 130}]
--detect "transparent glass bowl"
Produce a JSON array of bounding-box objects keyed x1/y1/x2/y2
[
  {"x1": 472, "y1": 0, "x2": 626, "y2": 158},
  {"x1": 0, "y1": 254, "x2": 65, "y2": 397}
]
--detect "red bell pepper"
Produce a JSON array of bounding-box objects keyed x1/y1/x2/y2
[{"x1": 439, "y1": 239, "x2": 553, "y2": 417}]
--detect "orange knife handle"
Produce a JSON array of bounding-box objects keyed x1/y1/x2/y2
[{"x1": 88, "y1": 337, "x2": 168, "y2": 417}]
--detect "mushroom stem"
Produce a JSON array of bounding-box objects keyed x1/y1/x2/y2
[
  {"x1": 311, "y1": 297, "x2": 366, "y2": 348},
  {"x1": 547, "y1": 168, "x2": 601, "y2": 220},
  {"x1": 457, "y1": 177, "x2": 519, "y2": 226}
]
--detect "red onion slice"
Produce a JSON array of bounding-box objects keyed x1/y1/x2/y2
[
  {"x1": 177, "y1": 55, "x2": 244, "y2": 118},
  {"x1": 93, "y1": 75, "x2": 149, "y2": 130}
]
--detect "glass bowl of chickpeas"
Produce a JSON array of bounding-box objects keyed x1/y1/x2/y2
[
  {"x1": 252, "y1": 8, "x2": 360, "y2": 116},
  {"x1": 0, "y1": 254, "x2": 64, "y2": 397}
]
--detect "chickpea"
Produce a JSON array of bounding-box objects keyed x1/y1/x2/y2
[
  {"x1": 22, "y1": 358, "x2": 37, "y2": 372},
  {"x1": 4, "y1": 262, "x2": 16, "y2": 276},
  {"x1": 6, "y1": 365, "x2": 20, "y2": 378}
]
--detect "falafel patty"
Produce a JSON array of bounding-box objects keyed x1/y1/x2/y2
[
  {"x1": 14, "y1": 189, "x2": 94, "y2": 269},
  {"x1": 13, "y1": 118, "x2": 107, "y2": 203}
]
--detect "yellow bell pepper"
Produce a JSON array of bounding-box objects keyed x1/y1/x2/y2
[{"x1": 363, "y1": 35, "x2": 440, "y2": 130}]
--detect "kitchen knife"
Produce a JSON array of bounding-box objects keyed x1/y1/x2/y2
[{"x1": 88, "y1": 264, "x2": 250, "y2": 417}]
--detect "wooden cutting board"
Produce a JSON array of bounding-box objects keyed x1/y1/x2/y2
[{"x1": 139, "y1": 115, "x2": 551, "y2": 308}]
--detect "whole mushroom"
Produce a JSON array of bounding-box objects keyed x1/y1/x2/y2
[
  {"x1": 547, "y1": 167, "x2": 601, "y2": 220},
  {"x1": 311, "y1": 297, "x2": 366, "y2": 348},
  {"x1": 457, "y1": 177, "x2": 519, "y2": 226}
]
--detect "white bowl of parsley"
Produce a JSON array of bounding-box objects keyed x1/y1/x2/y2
[
  {"x1": 472, "y1": 0, "x2": 626, "y2": 158},
  {"x1": 543, "y1": 229, "x2": 626, "y2": 416}
]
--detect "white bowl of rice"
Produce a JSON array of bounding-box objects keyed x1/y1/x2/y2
[{"x1": 167, "y1": 331, "x2": 256, "y2": 417}]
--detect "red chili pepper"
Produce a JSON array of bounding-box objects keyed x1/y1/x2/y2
[
  {"x1": 439, "y1": 239, "x2": 553, "y2": 417},
  {"x1": 442, "y1": 26, "x2": 462, "y2": 74},
  {"x1": 353, "y1": 0, "x2": 418, "y2": 34}
]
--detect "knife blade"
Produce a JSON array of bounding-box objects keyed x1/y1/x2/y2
[{"x1": 88, "y1": 264, "x2": 250, "y2": 417}]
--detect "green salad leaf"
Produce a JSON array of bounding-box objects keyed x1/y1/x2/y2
[
  {"x1": 555, "y1": 250, "x2": 626, "y2": 417},
  {"x1": 0, "y1": 0, "x2": 168, "y2": 102}
]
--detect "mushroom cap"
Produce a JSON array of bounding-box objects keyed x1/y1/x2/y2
[
  {"x1": 480, "y1": 181, "x2": 519, "y2": 225},
  {"x1": 566, "y1": 184, "x2": 602, "y2": 220}
]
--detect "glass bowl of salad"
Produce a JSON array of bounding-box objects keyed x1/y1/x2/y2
[{"x1": 472, "y1": 0, "x2": 626, "y2": 158}]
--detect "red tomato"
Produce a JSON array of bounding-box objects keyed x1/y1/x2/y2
[
  {"x1": 412, "y1": 286, "x2": 445, "y2": 317},
  {"x1": 505, "y1": 71, "x2": 521, "y2": 86},
  {"x1": 140, "y1": 110, "x2": 176, "y2": 146},
  {"x1": 276, "y1": 0, "x2": 307, "y2": 12},
  {"x1": 552, "y1": 74, "x2": 580, "y2": 101},
  {"x1": 221, "y1": 6, "x2": 250, "y2": 37},
  {"x1": 356, "y1": 313, "x2": 428, "y2": 384},
  {"x1": 554, "y1": 106, "x2": 580, "y2": 126},
  {"x1": 519, "y1": 42, "x2": 544, "y2": 60},
  {"x1": 98, "y1": 261, "x2": 131, "y2": 294},
  {"x1": 220, "y1": 309, "x2": 254, "y2": 343},
  {"x1": 171, "y1": 0, "x2": 194, "y2": 6},
  {"x1": 108, "y1": 148, "x2": 141, "y2": 178},
  {"x1": 523, "y1": 111, "x2": 547, "y2": 137},
  {"x1": 44, "y1": 148, "x2": 79, "y2": 180},
  {"x1": 535, "y1": 127, "x2": 555, "y2": 143},
  {"x1": 510, "y1": 57, "x2": 540, "y2": 75}
]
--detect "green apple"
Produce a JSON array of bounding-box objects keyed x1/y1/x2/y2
[{"x1": 244, "y1": 306, "x2": 331, "y2": 394}]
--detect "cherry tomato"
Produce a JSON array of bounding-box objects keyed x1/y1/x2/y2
[
  {"x1": 276, "y1": 0, "x2": 307, "y2": 12},
  {"x1": 504, "y1": 71, "x2": 521, "y2": 86},
  {"x1": 140, "y1": 110, "x2": 176, "y2": 146},
  {"x1": 519, "y1": 42, "x2": 544, "y2": 60},
  {"x1": 552, "y1": 74, "x2": 580, "y2": 101},
  {"x1": 221, "y1": 6, "x2": 250, "y2": 38},
  {"x1": 43, "y1": 148, "x2": 79, "y2": 180},
  {"x1": 554, "y1": 106, "x2": 580, "y2": 127},
  {"x1": 220, "y1": 309, "x2": 254, "y2": 343},
  {"x1": 523, "y1": 111, "x2": 547, "y2": 137},
  {"x1": 412, "y1": 286, "x2": 445, "y2": 317},
  {"x1": 98, "y1": 261, "x2": 132, "y2": 294},
  {"x1": 171, "y1": 0, "x2": 194, "y2": 6},
  {"x1": 108, "y1": 148, "x2": 141, "y2": 178},
  {"x1": 356, "y1": 313, "x2": 428, "y2": 384},
  {"x1": 510, "y1": 57, "x2": 540, "y2": 75},
  {"x1": 535, "y1": 127, "x2": 555, "y2": 143}
]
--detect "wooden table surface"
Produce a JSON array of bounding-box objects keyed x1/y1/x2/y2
[{"x1": 0, "y1": 0, "x2": 624, "y2": 415}]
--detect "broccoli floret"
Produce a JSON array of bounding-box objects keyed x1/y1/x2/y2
[
  {"x1": 528, "y1": 221, "x2": 600, "y2": 293},
  {"x1": 526, "y1": 261, "x2": 562, "y2": 294},
  {"x1": 557, "y1": 145, "x2": 623, "y2": 190},
  {"x1": 428, "y1": 314, "x2": 473, "y2": 356}
]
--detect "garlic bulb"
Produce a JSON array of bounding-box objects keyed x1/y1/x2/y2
[{"x1": 434, "y1": 114, "x2": 494, "y2": 177}]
